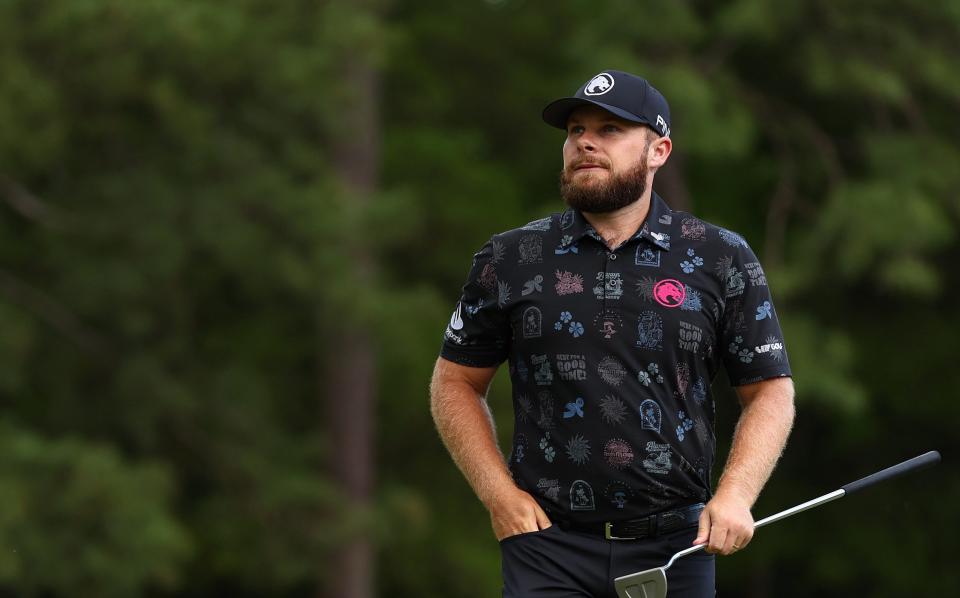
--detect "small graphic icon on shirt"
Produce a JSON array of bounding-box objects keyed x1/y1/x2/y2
[
  {"x1": 511, "y1": 434, "x2": 528, "y2": 464},
  {"x1": 537, "y1": 477, "x2": 561, "y2": 501},
  {"x1": 755, "y1": 301, "x2": 772, "y2": 320},
  {"x1": 537, "y1": 390, "x2": 555, "y2": 429},
  {"x1": 600, "y1": 394, "x2": 628, "y2": 424},
  {"x1": 557, "y1": 353, "x2": 587, "y2": 381},
  {"x1": 604, "y1": 481, "x2": 633, "y2": 510},
  {"x1": 532, "y1": 354, "x2": 553, "y2": 386},
  {"x1": 597, "y1": 356, "x2": 627, "y2": 386},
  {"x1": 563, "y1": 398, "x2": 585, "y2": 419},
  {"x1": 653, "y1": 279, "x2": 685, "y2": 308},
  {"x1": 522, "y1": 274, "x2": 544, "y2": 296},
  {"x1": 642, "y1": 442, "x2": 672, "y2": 475},
  {"x1": 555, "y1": 270, "x2": 584, "y2": 295},
  {"x1": 593, "y1": 272, "x2": 624, "y2": 300},
  {"x1": 755, "y1": 336, "x2": 785, "y2": 361},
  {"x1": 639, "y1": 399, "x2": 662, "y2": 432},
  {"x1": 681, "y1": 218, "x2": 706, "y2": 240},
  {"x1": 593, "y1": 309, "x2": 622, "y2": 339},
  {"x1": 635, "y1": 246, "x2": 661, "y2": 267},
  {"x1": 565, "y1": 434, "x2": 591, "y2": 465},
  {"x1": 636, "y1": 311, "x2": 664, "y2": 350},
  {"x1": 522, "y1": 306, "x2": 542, "y2": 338},
  {"x1": 518, "y1": 234, "x2": 543, "y2": 265},
  {"x1": 570, "y1": 480, "x2": 596, "y2": 510},
  {"x1": 604, "y1": 438, "x2": 635, "y2": 469}
]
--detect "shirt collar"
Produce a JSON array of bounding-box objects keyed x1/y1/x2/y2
[{"x1": 558, "y1": 192, "x2": 674, "y2": 251}]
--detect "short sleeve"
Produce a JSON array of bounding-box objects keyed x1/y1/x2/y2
[
  {"x1": 718, "y1": 240, "x2": 792, "y2": 386},
  {"x1": 439, "y1": 237, "x2": 511, "y2": 367}
]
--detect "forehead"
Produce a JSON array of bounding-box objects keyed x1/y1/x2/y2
[{"x1": 566, "y1": 104, "x2": 639, "y2": 127}]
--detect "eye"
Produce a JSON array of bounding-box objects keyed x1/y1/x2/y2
[
  {"x1": 602, "y1": 124, "x2": 620, "y2": 133},
  {"x1": 568, "y1": 125, "x2": 584, "y2": 135}
]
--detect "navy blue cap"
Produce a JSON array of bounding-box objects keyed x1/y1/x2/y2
[{"x1": 542, "y1": 70, "x2": 671, "y2": 137}]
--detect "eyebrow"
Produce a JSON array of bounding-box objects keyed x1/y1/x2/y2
[
  {"x1": 566, "y1": 117, "x2": 630, "y2": 127},
  {"x1": 567, "y1": 116, "x2": 622, "y2": 124}
]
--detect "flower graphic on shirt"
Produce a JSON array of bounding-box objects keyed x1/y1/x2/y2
[
  {"x1": 675, "y1": 410, "x2": 695, "y2": 441},
  {"x1": 637, "y1": 370, "x2": 651, "y2": 386},
  {"x1": 729, "y1": 335, "x2": 744, "y2": 354},
  {"x1": 728, "y1": 335, "x2": 755, "y2": 363},
  {"x1": 554, "y1": 311, "x2": 584, "y2": 337},
  {"x1": 540, "y1": 434, "x2": 556, "y2": 463},
  {"x1": 681, "y1": 248, "x2": 704, "y2": 273}
]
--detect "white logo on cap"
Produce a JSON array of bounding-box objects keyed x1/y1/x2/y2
[
  {"x1": 584, "y1": 73, "x2": 615, "y2": 96},
  {"x1": 656, "y1": 114, "x2": 670, "y2": 137}
]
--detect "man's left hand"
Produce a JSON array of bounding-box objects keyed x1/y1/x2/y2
[{"x1": 692, "y1": 492, "x2": 754, "y2": 555}]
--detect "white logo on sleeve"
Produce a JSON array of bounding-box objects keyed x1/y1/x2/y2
[
  {"x1": 584, "y1": 73, "x2": 615, "y2": 96},
  {"x1": 449, "y1": 302, "x2": 464, "y2": 331}
]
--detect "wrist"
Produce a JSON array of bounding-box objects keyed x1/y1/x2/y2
[
  {"x1": 480, "y1": 480, "x2": 520, "y2": 510},
  {"x1": 713, "y1": 482, "x2": 756, "y2": 507}
]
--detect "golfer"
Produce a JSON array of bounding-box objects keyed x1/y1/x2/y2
[{"x1": 430, "y1": 70, "x2": 795, "y2": 597}]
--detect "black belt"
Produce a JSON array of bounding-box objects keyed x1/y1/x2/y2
[{"x1": 557, "y1": 503, "x2": 705, "y2": 541}]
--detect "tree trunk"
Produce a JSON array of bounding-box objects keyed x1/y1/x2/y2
[{"x1": 324, "y1": 15, "x2": 381, "y2": 598}]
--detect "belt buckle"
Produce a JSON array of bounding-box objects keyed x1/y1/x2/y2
[{"x1": 604, "y1": 522, "x2": 636, "y2": 541}]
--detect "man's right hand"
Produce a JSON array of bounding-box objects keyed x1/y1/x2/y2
[{"x1": 486, "y1": 486, "x2": 553, "y2": 541}]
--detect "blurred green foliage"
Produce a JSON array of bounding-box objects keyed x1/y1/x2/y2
[{"x1": 0, "y1": 0, "x2": 957, "y2": 596}]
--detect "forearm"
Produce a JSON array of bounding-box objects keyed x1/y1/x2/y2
[
  {"x1": 430, "y1": 376, "x2": 516, "y2": 507},
  {"x1": 715, "y1": 378, "x2": 796, "y2": 506}
]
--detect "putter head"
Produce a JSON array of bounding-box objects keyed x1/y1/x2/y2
[{"x1": 614, "y1": 567, "x2": 668, "y2": 598}]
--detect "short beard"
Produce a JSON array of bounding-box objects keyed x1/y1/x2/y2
[{"x1": 559, "y1": 158, "x2": 649, "y2": 214}]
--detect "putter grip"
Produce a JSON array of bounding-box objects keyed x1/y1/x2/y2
[{"x1": 841, "y1": 451, "x2": 941, "y2": 495}]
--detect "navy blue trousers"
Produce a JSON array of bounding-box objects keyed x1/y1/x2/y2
[{"x1": 499, "y1": 523, "x2": 715, "y2": 597}]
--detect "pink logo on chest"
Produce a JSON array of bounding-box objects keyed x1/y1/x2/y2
[{"x1": 653, "y1": 279, "x2": 686, "y2": 308}]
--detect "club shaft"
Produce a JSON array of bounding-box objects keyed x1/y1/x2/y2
[
  {"x1": 665, "y1": 489, "x2": 845, "y2": 568},
  {"x1": 755, "y1": 488, "x2": 845, "y2": 528}
]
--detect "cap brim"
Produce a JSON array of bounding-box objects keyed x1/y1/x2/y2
[{"x1": 541, "y1": 97, "x2": 651, "y2": 130}]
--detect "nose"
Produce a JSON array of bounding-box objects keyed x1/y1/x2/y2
[
  {"x1": 573, "y1": 128, "x2": 599, "y2": 153},
  {"x1": 576, "y1": 132, "x2": 597, "y2": 153}
]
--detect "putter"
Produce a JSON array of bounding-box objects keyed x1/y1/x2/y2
[{"x1": 614, "y1": 450, "x2": 941, "y2": 598}]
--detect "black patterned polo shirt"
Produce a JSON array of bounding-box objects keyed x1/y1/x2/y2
[{"x1": 439, "y1": 193, "x2": 792, "y2": 523}]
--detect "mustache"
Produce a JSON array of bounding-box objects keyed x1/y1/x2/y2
[{"x1": 568, "y1": 157, "x2": 611, "y2": 171}]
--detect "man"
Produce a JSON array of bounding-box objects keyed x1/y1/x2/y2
[{"x1": 430, "y1": 70, "x2": 795, "y2": 597}]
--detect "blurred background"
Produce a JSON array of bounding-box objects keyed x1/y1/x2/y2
[{"x1": 0, "y1": 0, "x2": 957, "y2": 596}]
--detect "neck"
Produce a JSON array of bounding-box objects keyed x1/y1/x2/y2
[{"x1": 579, "y1": 189, "x2": 653, "y2": 251}]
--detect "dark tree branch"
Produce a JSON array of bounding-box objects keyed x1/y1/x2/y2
[
  {"x1": 0, "y1": 174, "x2": 63, "y2": 227},
  {"x1": 0, "y1": 268, "x2": 108, "y2": 355}
]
